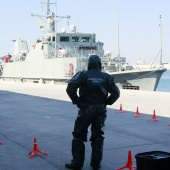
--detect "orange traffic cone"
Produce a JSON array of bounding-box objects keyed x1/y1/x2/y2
[
  {"x1": 117, "y1": 150, "x2": 136, "y2": 170},
  {"x1": 0, "y1": 142, "x2": 3, "y2": 145},
  {"x1": 134, "y1": 107, "x2": 143, "y2": 117},
  {"x1": 148, "y1": 110, "x2": 159, "y2": 122},
  {"x1": 117, "y1": 104, "x2": 124, "y2": 113},
  {"x1": 29, "y1": 138, "x2": 48, "y2": 158}
]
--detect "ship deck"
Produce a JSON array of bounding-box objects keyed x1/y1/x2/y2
[{"x1": 0, "y1": 81, "x2": 170, "y2": 170}]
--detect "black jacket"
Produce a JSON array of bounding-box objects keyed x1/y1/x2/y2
[{"x1": 66, "y1": 56, "x2": 120, "y2": 106}]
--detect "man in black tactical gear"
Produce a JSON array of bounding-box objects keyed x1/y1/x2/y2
[{"x1": 65, "y1": 55, "x2": 120, "y2": 170}]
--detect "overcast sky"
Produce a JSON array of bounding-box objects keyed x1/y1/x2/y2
[{"x1": 1, "y1": 0, "x2": 170, "y2": 64}]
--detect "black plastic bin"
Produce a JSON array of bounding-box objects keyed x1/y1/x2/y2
[{"x1": 135, "y1": 151, "x2": 170, "y2": 170}]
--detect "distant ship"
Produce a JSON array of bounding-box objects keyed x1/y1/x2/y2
[
  {"x1": 133, "y1": 57, "x2": 170, "y2": 70},
  {"x1": 0, "y1": 0, "x2": 166, "y2": 91}
]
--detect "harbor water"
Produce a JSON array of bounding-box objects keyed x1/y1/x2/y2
[{"x1": 156, "y1": 70, "x2": 170, "y2": 92}]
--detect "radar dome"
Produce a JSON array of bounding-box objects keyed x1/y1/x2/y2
[
  {"x1": 62, "y1": 28, "x2": 66, "y2": 33},
  {"x1": 70, "y1": 25, "x2": 76, "y2": 33}
]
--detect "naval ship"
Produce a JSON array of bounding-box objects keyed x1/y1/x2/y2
[{"x1": 0, "y1": 0, "x2": 166, "y2": 91}]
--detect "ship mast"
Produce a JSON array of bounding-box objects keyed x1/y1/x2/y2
[
  {"x1": 116, "y1": 0, "x2": 122, "y2": 71},
  {"x1": 31, "y1": 0, "x2": 56, "y2": 34},
  {"x1": 54, "y1": 0, "x2": 57, "y2": 57},
  {"x1": 116, "y1": 0, "x2": 121, "y2": 58},
  {"x1": 31, "y1": 0, "x2": 70, "y2": 58},
  {"x1": 159, "y1": 15, "x2": 163, "y2": 66}
]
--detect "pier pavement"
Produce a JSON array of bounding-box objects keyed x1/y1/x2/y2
[{"x1": 0, "y1": 81, "x2": 170, "y2": 170}]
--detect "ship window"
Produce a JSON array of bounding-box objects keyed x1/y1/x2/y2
[
  {"x1": 41, "y1": 45, "x2": 44, "y2": 50},
  {"x1": 52, "y1": 36, "x2": 55, "y2": 41},
  {"x1": 81, "y1": 37, "x2": 90, "y2": 42},
  {"x1": 60, "y1": 36, "x2": 69, "y2": 42},
  {"x1": 72, "y1": 36, "x2": 79, "y2": 42}
]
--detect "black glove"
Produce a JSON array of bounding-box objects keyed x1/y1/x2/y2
[{"x1": 105, "y1": 97, "x2": 112, "y2": 105}]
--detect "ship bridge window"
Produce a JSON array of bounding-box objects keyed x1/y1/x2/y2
[
  {"x1": 60, "y1": 36, "x2": 69, "y2": 42},
  {"x1": 72, "y1": 36, "x2": 79, "y2": 42},
  {"x1": 81, "y1": 37, "x2": 90, "y2": 42},
  {"x1": 52, "y1": 36, "x2": 55, "y2": 41}
]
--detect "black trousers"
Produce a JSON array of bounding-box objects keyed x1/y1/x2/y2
[{"x1": 71, "y1": 104, "x2": 107, "y2": 167}]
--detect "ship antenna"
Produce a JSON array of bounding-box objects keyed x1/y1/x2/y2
[
  {"x1": 116, "y1": 0, "x2": 121, "y2": 58},
  {"x1": 46, "y1": 0, "x2": 50, "y2": 15},
  {"x1": 159, "y1": 15, "x2": 163, "y2": 67}
]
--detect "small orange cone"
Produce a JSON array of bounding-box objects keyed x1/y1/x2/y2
[
  {"x1": 134, "y1": 107, "x2": 143, "y2": 117},
  {"x1": 117, "y1": 104, "x2": 124, "y2": 113},
  {"x1": 117, "y1": 150, "x2": 136, "y2": 170},
  {"x1": 148, "y1": 110, "x2": 159, "y2": 122},
  {"x1": 167, "y1": 124, "x2": 170, "y2": 126},
  {"x1": 29, "y1": 138, "x2": 48, "y2": 158},
  {"x1": 0, "y1": 142, "x2": 3, "y2": 145}
]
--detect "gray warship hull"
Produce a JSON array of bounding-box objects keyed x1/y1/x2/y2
[{"x1": 1, "y1": 58, "x2": 166, "y2": 91}]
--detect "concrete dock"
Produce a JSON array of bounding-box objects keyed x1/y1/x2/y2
[{"x1": 0, "y1": 81, "x2": 170, "y2": 170}]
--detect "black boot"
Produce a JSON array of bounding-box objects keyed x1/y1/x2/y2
[
  {"x1": 66, "y1": 138, "x2": 85, "y2": 169},
  {"x1": 90, "y1": 138, "x2": 104, "y2": 170},
  {"x1": 90, "y1": 162, "x2": 101, "y2": 170},
  {"x1": 65, "y1": 161, "x2": 82, "y2": 170}
]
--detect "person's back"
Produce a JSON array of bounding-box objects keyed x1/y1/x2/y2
[{"x1": 66, "y1": 55, "x2": 120, "y2": 170}]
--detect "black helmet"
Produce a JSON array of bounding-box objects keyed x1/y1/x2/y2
[{"x1": 88, "y1": 55, "x2": 101, "y2": 70}]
